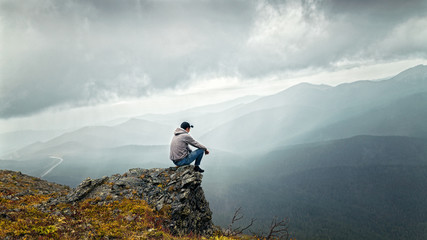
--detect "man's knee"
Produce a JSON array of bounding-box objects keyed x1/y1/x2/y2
[{"x1": 197, "y1": 148, "x2": 205, "y2": 156}]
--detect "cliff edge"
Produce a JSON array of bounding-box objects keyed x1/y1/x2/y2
[
  {"x1": 59, "y1": 165, "x2": 213, "y2": 236},
  {"x1": 1, "y1": 166, "x2": 213, "y2": 238}
]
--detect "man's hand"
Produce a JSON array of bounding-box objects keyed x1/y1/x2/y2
[{"x1": 205, "y1": 149, "x2": 210, "y2": 155}]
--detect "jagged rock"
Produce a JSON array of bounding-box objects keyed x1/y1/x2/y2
[
  {"x1": 63, "y1": 165, "x2": 213, "y2": 236},
  {"x1": 66, "y1": 176, "x2": 108, "y2": 202}
]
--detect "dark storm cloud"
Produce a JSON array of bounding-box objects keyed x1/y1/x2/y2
[
  {"x1": 1, "y1": 0, "x2": 426, "y2": 118},
  {"x1": 0, "y1": 0, "x2": 257, "y2": 118}
]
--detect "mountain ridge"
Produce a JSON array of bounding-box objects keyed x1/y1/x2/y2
[{"x1": 201, "y1": 64, "x2": 427, "y2": 152}]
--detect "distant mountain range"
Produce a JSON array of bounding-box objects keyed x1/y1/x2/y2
[
  {"x1": 200, "y1": 64, "x2": 427, "y2": 151},
  {"x1": 1, "y1": 119, "x2": 173, "y2": 160},
  {"x1": 1, "y1": 64, "x2": 427, "y2": 239},
  {"x1": 0, "y1": 129, "x2": 65, "y2": 155},
  {"x1": 3, "y1": 65, "x2": 426, "y2": 159}
]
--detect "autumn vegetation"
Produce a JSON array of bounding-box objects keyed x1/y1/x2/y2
[{"x1": 0, "y1": 170, "x2": 292, "y2": 239}]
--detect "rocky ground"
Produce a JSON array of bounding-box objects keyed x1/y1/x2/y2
[
  {"x1": 58, "y1": 165, "x2": 214, "y2": 236},
  {"x1": 0, "y1": 166, "x2": 220, "y2": 239}
]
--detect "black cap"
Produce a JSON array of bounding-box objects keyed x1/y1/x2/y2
[{"x1": 180, "y1": 122, "x2": 194, "y2": 129}]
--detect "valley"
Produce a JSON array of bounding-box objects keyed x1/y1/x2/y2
[{"x1": 1, "y1": 65, "x2": 427, "y2": 239}]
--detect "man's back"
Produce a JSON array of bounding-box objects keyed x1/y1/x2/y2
[{"x1": 170, "y1": 128, "x2": 190, "y2": 161}]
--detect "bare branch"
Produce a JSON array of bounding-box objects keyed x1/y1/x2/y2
[
  {"x1": 237, "y1": 218, "x2": 255, "y2": 234},
  {"x1": 266, "y1": 217, "x2": 290, "y2": 240},
  {"x1": 231, "y1": 207, "x2": 243, "y2": 225},
  {"x1": 225, "y1": 207, "x2": 256, "y2": 236}
]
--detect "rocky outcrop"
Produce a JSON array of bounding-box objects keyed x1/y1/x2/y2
[{"x1": 62, "y1": 165, "x2": 213, "y2": 236}]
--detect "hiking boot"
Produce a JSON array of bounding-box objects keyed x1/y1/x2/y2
[{"x1": 194, "y1": 166, "x2": 205, "y2": 173}]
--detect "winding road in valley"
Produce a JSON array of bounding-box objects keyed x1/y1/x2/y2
[{"x1": 41, "y1": 156, "x2": 64, "y2": 178}]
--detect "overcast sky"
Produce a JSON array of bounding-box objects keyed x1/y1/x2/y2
[{"x1": 1, "y1": 0, "x2": 427, "y2": 131}]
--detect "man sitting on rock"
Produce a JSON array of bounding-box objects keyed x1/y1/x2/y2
[{"x1": 170, "y1": 121, "x2": 210, "y2": 173}]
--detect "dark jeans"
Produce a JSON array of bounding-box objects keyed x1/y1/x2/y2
[{"x1": 174, "y1": 149, "x2": 205, "y2": 166}]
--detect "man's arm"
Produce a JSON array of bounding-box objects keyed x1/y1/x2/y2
[{"x1": 184, "y1": 135, "x2": 207, "y2": 150}]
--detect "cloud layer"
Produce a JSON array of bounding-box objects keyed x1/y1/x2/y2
[{"x1": 1, "y1": 0, "x2": 426, "y2": 118}]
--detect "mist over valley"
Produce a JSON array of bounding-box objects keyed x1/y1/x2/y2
[{"x1": 2, "y1": 65, "x2": 427, "y2": 239}]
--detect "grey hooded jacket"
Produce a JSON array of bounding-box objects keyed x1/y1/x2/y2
[{"x1": 170, "y1": 128, "x2": 207, "y2": 161}]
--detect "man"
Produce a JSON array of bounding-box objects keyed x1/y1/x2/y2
[{"x1": 170, "y1": 121, "x2": 210, "y2": 173}]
